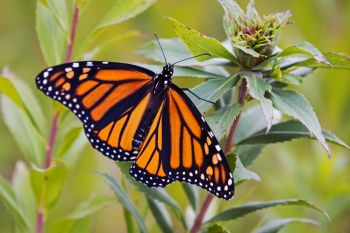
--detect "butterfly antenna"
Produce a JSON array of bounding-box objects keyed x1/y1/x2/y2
[
  {"x1": 172, "y1": 53, "x2": 211, "y2": 65},
  {"x1": 154, "y1": 33, "x2": 167, "y2": 64}
]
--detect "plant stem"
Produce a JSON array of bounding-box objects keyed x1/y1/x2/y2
[
  {"x1": 65, "y1": 6, "x2": 79, "y2": 63},
  {"x1": 36, "y1": 5, "x2": 80, "y2": 233},
  {"x1": 190, "y1": 79, "x2": 247, "y2": 233},
  {"x1": 44, "y1": 112, "x2": 59, "y2": 168},
  {"x1": 36, "y1": 209, "x2": 43, "y2": 233}
]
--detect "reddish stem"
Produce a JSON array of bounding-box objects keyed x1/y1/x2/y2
[
  {"x1": 36, "y1": 210, "x2": 43, "y2": 233},
  {"x1": 65, "y1": 6, "x2": 79, "y2": 63},
  {"x1": 190, "y1": 79, "x2": 247, "y2": 233},
  {"x1": 36, "y1": 5, "x2": 79, "y2": 233},
  {"x1": 44, "y1": 112, "x2": 59, "y2": 168}
]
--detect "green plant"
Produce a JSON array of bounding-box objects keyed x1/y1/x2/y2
[{"x1": 0, "y1": 0, "x2": 349, "y2": 233}]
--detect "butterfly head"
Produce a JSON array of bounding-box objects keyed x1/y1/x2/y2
[{"x1": 160, "y1": 63, "x2": 174, "y2": 81}]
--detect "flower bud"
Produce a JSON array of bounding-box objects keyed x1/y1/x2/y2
[{"x1": 220, "y1": 0, "x2": 291, "y2": 68}]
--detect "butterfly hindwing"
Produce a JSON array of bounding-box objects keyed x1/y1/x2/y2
[
  {"x1": 162, "y1": 85, "x2": 234, "y2": 200},
  {"x1": 130, "y1": 96, "x2": 175, "y2": 187},
  {"x1": 36, "y1": 61, "x2": 155, "y2": 161}
]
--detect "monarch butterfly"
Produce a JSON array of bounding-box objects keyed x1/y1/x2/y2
[{"x1": 35, "y1": 37, "x2": 234, "y2": 200}]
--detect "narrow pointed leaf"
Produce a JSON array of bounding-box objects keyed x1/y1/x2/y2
[
  {"x1": 147, "y1": 198, "x2": 173, "y2": 233},
  {"x1": 237, "y1": 120, "x2": 350, "y2": 150},
  {"x1": 241, "y1": 71, "x2": 274, "y2": 132},
  {"x1": 296, "y1": 52, "x2": 350, "y2": 70},
  {"x1": 207, "y1": 224, "x2": 230, "y2": 233},
  {"x1": 268, "y1": 88, "x2": 330, "y2": 156},
  {"x1": 206, "y1": 199, "x2": 330, "y2": 223},
  {"x1": 168, "y1": 18, "x2": 237, "y2": 62},
  {"x1": 278, "y1": 42, "x2": 331, "y2": 66},
  {"x1": 189, "y1": 75, "x2": 239, "y2": 114},
  {"x1": 0, "y1": 76, "x2": 25, "y2": 110},
  {"x1": 246, "y1": 0, "x2": 260, "y2": 20},
  {"x1": 30, "y1": 161, "x2": 67, "y2": 207},
  {"x1": 181, "y1": 183, "x2": 198, "y2": 211},
  {"x1": 1, "y1": 96, "x2": 45, "y2": 164},
  {"x1": 117, "y1": 163, "x2": 187, "y2": 229},
  {"x1": 42, "y1": 0, "x2": 70, "y2": 35},
  {"x1": 206, "y1": 103, "x2": 242, "y2": 141},
  {"x1": 92, "y1": 0, "x2": 155, "y2": 37},
  {"x1": 36, "y1": 1, "x2": 66, "y2": 65},
  {"x1": 235, "y1": 145, "x2": 264, "y2": 167},
  {"x1": 66, "y1": 195, "x2": 116, "y2": 219},
  {"x1": 97, "y1": 172, "x2": 148, "y2": 233},
  {"x1": 0, "y1": 175, "x2": 30, "y2": 229},
  {"x1": 255, "y1": 218, "x2": 320, "y2": 233},
  {"x1": 48, "y1": 195, "x2": 115, "y2": 233},
  {"x1": 12, "y1": 161, "x2": 36, "y2": 231},
  {"x1": 227, "y1": 154, "x2": 260, "y2": 185}
]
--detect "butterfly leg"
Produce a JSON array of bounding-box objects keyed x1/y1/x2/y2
[{"x1": 181, "y1": 88, "x2": 215, "y2": 104}]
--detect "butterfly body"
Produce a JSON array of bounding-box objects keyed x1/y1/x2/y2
[{"x1": 36, "y1": 61, "x2": 234, "y2": 200}]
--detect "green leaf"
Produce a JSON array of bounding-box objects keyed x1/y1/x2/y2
[
  {"x1": 189, "y1": 75, "x2": 239, "y2": 113},
  {"x1": 48, "y1": 195, "x2": 115, "y2": 233},
  {"x1": 255, "y1": 218, "x2": 320, "y2": 233},
  {"x1": 40, "y1": 0, "x2": 70, "y2": 35},
  {"x1": 181, "y1": 183, "x2": 198, "y2": 211},
  {"x1": 237, "y1": 120, "x2": 350, "y2": 150},
  {"x1": 81, "y1": 30, "x2": 141, "y2": 59},
  {"x1": 117, "y1": 163, "x2": 187, "y2": 229},
  {"x1": 281, "y1": 73, "x2": 304, "y2": 86},
  {"x1": 246, "y1": 0, "x2": 260, "y2": 20},
  {"x1": 235, "y1": 145, "x2": 264, "y2": 167},
  {"x1": 1, "y1": 96, "x2": 45, "y2": 164},
  {"x1": 268, "y1": 88, "x2": 330, "y2": 156},
  {"x1": 147, "y1": 198, "x2": 173, "y2": 233},
  {"x1": 56, "y1": 127, "x2": 83, "y2": 157},
  {"x1": 136, "y1": 64, "x2": 226, "y2": 79},
  {"x1": 8, "y1": 73, "x2": 47, "y2": 133},
  {"x1": 278, "y1": 42, "x2": 331, "y2": 67},
  {"x1": 66, "y1": 195, "x2": 116, "y2": 219},
  {"x1": 206, "y1": 103, "x2": 242, "y2": 141},
  {"x1": 234, "y1": 45, "x2": 262, "y2": 58},
  {"x1": 206, "y1": 199, "x2": 330, "y2": 223},
  {"x1": 0, "y1": 174, "x2": 30, "y2": 229},
  {"x1": 99, "y1": 0, "x2": 156, "y2": 28},
  {"x1": 241, "y1": 71, "x2": 274, "y2": 132},
  {"x1": 227, "y1": 154, "x2": 260, "y2": 185},
  {"x1": 207, "y1": 224, "x2": 230, "y2": 233},
  {"x1": 137, "y1": 38, "x2": 195, "y2": 66},
  {"x1": 12, "y1": 161, "x2": 36, "y2": 232},
  {"x1": 234, "y1": 106, "x2": 267, "y2": 143},
  {"x1": 218, "y1": 0, "x2": 244, "y2": 37},
  {"x1": 90, "y1": 0, "x2": 156, "y2": 41},
  {"x1": 36, "y1": 1, "x2": 66, "y2": 65},
  {"x1": 30, "y1": 161, "x2": 67, "y2": 207},
  {"x1": 168, "y1": 17, "x2": 237, "y2": 62},
  {"x1": 97, "y1": 172, "x2": 148, "y2": 233},
  {"x1": 123, "y1": 206, "x2": 138, "y2": 233},
  {"x1": 0, "y1": 76, "x2": 25, "y2": 111},
  {"x1": 296, "y1": 52, "x2": 350, "y2": 70}
]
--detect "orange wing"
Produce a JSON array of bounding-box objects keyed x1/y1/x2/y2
[
  {"x1": 162, "y1": 86, "x2": 234, "y2": 200},
  {"x1": 36, "y1": 61, "x2": 155, "y2": 161},
  {"x1": 130, "y1": 100, "x2": 174, "y2": 187}
]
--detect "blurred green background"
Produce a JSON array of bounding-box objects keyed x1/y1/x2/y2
[{"x1": 0, "y1": 0, "x2": 349, "y2": 232}]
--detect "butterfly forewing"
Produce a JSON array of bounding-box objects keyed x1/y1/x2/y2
[
  {"x1": 36, "y1": 61, "x2": 155, "y2": 161},
  {"x1": 162, "y1": 85, "x2": 234, "y2": 200}
]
